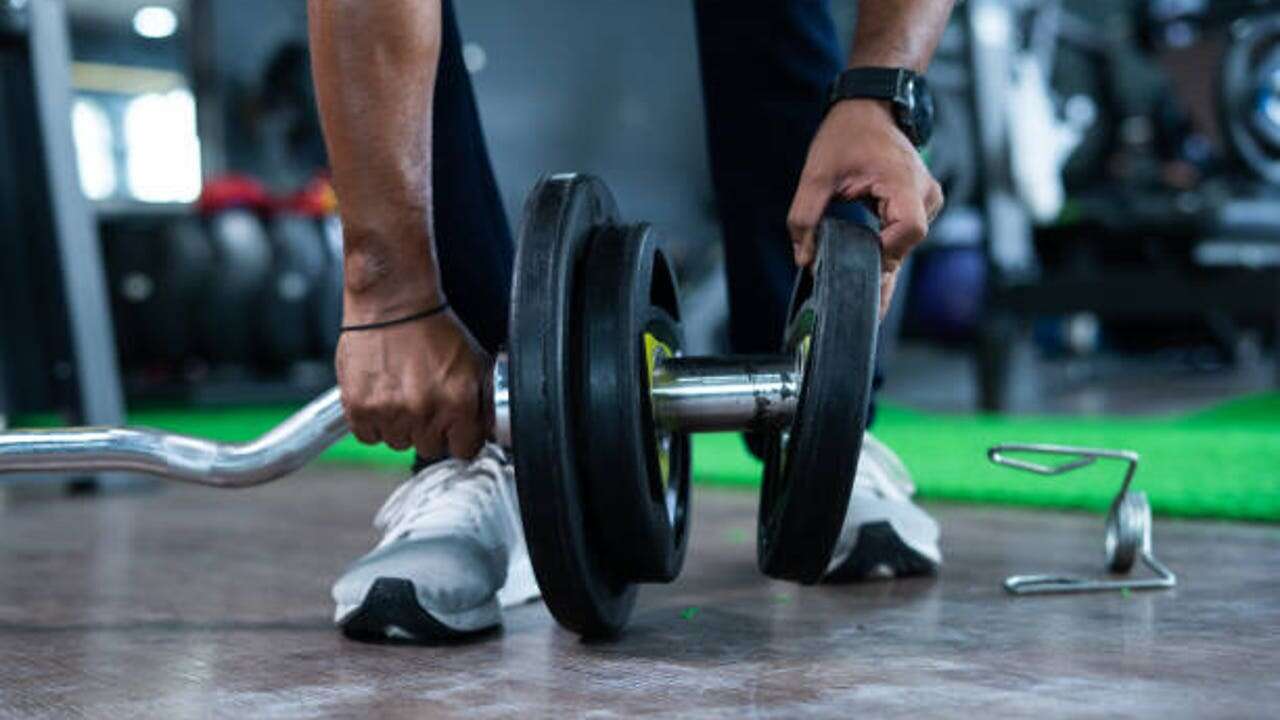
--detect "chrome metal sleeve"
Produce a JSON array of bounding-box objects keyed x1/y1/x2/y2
[
  {"x1": 493, "y1": 353, "x2": 511, "y2": 448},
  {"x1": 650, "y1": 355, "x2": 800, "y2": 433}
]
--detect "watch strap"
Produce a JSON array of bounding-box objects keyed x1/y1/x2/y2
[{"x1": 828, "y1": 67, "x2": 909, "y2": 107}]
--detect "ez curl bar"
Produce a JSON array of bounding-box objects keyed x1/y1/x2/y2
[{"x1": 0, "y1": 173, "x2": 882, "y2": 638}]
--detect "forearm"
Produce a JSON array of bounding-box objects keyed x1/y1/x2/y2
[
  {"x1": 308, "y1": 0, "x2": 444, "y2": 320},
  {"x1": 850, "y1": 1, "x2": 955, "y2": 71}
]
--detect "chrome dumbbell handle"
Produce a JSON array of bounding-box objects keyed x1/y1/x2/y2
[
  {"x1": 649, "y1": 355, "x2": 801, "y2": 434},
  {"x1": 493, "y1": 352, "x2": 801, "y2": 445}
]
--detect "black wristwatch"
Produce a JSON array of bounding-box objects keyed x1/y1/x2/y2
[{"x1": 828, "y1": 67, "x2": 934, "y2": 148}]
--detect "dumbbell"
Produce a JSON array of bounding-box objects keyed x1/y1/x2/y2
[
  {"x1": 0, "y1": 174, "x2": 881, "y2": 639},
  {"x1": 499, "y1": 174, "x2": 880, "y2": 635}
]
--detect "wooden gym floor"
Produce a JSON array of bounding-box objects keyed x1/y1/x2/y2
[{"x1": 1, "y1": 466, "x2": 1277, "y2": 718}]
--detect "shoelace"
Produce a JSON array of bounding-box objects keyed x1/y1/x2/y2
[
  {"x1": 857, "y1": 460, "x2": 908, "y2": 502},
  {"x1": 857, "y1": 434, "x2": 915, "y2": 503},
  {"x1": 372, "y1": 446, "x2": 522, "y2": 551}
]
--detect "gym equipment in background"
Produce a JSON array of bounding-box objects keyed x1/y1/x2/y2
[
  {"x1": 282, "y1": 177, "x2": 344, "y2": 359},
  {"x1": 101, "y1": 215, "x2": 212, "y2": 368},
  {"x1": 927, "y1": 84, "x2": 979, "y2": 209},
  {"x1": 196, "y1": 176, "x2": 274, "y2": 367},
  {"x1": 255, "y1": 212, "x2": 329, "y2": 368},
  {"x1": 0, "y1": 0, "x2": 127, "y2": 489},
  {"x1": 0, "y1": 173, "x2": 882, "y2": 639},
  {"x1": 1221, "y1": 13, "x2": 1280, "y2": 184},
  {"x1": 960, "y1": 0, "x2": 1280, "y2": 411},
  {"x1": 987, "y1": 444, "x2": 1177, "y2": 595},
  {"x1": 314, "y1": 212, "x2": 344, "y2": 356}
]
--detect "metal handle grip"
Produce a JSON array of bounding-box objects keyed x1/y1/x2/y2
[{"x1": 0, "y1": 388, "x2": 348, "y2": 487}]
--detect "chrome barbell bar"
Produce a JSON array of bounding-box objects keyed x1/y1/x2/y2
[{"x1": 0, "y1": 353, "x2": 801, "y2": 487}]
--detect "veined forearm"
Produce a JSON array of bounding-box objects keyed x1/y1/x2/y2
[
  {"x1": 850, "y1": 1, "x2": 956, "y2": 71},
  {"x1": 308, "y1": 0, "x2": 445, "y2": 315}
]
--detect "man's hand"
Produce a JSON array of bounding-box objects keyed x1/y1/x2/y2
[
  {"x1": 787, "y1": 99, "x2": 944, "y2": 319},
  {"x1": 336, "y1": 310, "x2": 491, "y2": 460}
]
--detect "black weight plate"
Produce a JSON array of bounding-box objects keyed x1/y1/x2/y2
[
  {"x1": 1221, "y1": 15, "x2": 1280, "y2": 183},
  {"x1": 758, "y1": 218, "x2": 880, "y2": 583},
  {"x1": 101, "y1": 219, "x2": 161, "y2": 368},
  {"x1": 580, "y1": 223, "x2": 691, "y2": 583},
  {"x1": 200, "y1": 209, "x2": 273, "y2": 365},
  {"x1": 162, "y1": 219, "x2": 215, "y2": 361},
  {"x1": 1248, "y1": 46, "x2": 1280, "y2": 150},
  {"x1": 101, "y1": 216, "x2": 212, "y2": 367},
  {"x1": 509, "y1": 173, "x2": 636, "y2": 637},
  {"x1": 256, "y1": 214, "x2": 328, "y2": 367}
]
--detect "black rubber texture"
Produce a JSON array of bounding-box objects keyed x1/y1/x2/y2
[
  {"x1": 101, "y1": 216, "x2": 212, "y2": 365},
  {"x1": 339, "y1": 578, "x2": 487, "y2": 644},
  {"x1": 509, "y1": 174, "x2": 636, "y2": 638},
  {"x1": 580, "y1": 223, "x2": 691, "y2": 583},
  {"x1": 822, "y1": 521, "x2": 939, "y2": 583},
  {"x1": 758, "y1": 218, "x2": 881, "y2": 583}
]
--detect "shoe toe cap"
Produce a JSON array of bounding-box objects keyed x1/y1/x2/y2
[{"x1": 333, "y1": 536, "x2": 504, "y2": 617}]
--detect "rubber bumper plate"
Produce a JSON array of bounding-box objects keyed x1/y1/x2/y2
[
  {"x1": 758, "y1": 218, "x2": 881, "y2": 583},
  {"x1": 508, "y1": 173, "x2": 636, "y2": 637},
  {"x1": 580, "y1": 222, "x2": 692, "y2": 583}
]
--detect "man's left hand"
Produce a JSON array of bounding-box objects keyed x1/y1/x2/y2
[{"x1": 787, "y1": 98, "x2": 944, "y2": 320}]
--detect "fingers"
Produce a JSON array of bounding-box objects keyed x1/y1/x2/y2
[
  {"x1": 787, "y1": 174, "x2": 831, "y2": 267},
  {"x1": 878, "y1": 180, "x2": 932, "y2": 264},
  {"x1": 341, "y1": 391, "x2": 382, "y2": 446},
  {"x1": 792, "y1": 170, "x2": 938, "y2": 270},
  {"x1": 382, "y1": 411, "x2": 415, "y2": 452},
  {"x1": 924, "y1": 177, "x2": 945, "y2": 223},
  {"x1": 879, "y1": 268, "x2": 900, "y2": 323}
]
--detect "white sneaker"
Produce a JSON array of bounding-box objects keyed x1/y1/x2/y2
[
  {"x1": 823, "y1": 433, "x2": 942, "y2": 582},
  {"x1": 332, "y1": 445, "x2": 539, "y2": 642}
]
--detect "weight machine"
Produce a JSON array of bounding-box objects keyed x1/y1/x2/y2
[{"x1": 958, "y1": 0, "x2": 1280, "y2": 410}]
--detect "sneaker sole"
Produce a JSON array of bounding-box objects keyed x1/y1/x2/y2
[
  {"x1": 338, "y1": 578, "x2": 501, "y2": 644},
  {"x1": 824, "y1": 520, "x2": 940, "y2": 583}
]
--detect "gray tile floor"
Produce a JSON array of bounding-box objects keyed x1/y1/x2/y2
[{"x1": 2, "y1": 469, "x2": 1278, "y2": 718}]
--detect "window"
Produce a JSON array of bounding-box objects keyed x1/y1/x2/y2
[
  {"x1": 123, "y1": 89, "x2": 202, "y2": 203},
  {"x1": 71, "y1": 98, "x2": 117, "y2": 201}
]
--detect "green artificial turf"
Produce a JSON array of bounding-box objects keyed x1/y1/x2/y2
[
  {"x1": 13, "y1": 393, "x2": 1280, "y2": 522},
  {"x1": 697, "y1": 394, "x2": 1280, "y2": 522}
]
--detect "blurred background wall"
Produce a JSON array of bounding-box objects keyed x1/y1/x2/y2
[{"x1": 2, "y1": 0, "x2": 1277, "y2": 426}]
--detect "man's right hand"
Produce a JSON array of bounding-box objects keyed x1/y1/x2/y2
[{"x1": 336, "y1": 309, "x2": 491, "y2": 460}]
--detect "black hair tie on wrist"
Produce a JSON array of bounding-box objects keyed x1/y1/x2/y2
[{"x1": 339, "y1": 302, "x2": 451, "y2": 334}]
